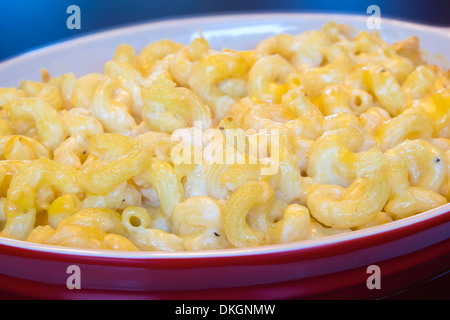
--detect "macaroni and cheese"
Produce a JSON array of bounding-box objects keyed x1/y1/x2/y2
[{"x1": 0, "y1": 22, "x2": 448, "y2": 251}]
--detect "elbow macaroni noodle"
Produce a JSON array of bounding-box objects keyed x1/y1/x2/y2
[{"x1": 0, "y1": 22, "x2": 449, "y2": 251}]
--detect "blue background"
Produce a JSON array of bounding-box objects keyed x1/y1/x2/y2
[{"x1": 0, "y1": 0, "x2": 449, "y2": 62}]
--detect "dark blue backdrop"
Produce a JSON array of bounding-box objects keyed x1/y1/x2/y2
[{"x1": 0, "y1": 0, "x2": 449, "y2": 62}]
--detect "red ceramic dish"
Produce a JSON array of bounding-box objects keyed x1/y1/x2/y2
[
  {"x1": 0, "y1": 13, "x2": 448, "y2": 300},
  {"x1": 0, "y1": 204, "x2": 447, "y2": 300}
]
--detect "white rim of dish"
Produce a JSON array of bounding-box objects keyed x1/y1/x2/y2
[
  {"x1": 0, "y1": 203, "x2": 448, "y2": 258},
  {"x1": 0, "y1": 12, "x2": 449, "y2": 259},
  {"x1": 1, "y1": 12, "x2": 448, "y2": 66}
]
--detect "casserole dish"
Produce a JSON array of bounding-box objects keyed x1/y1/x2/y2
[{"x1": 0, "y1": 13, "x2": 448, "y2": 300}]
